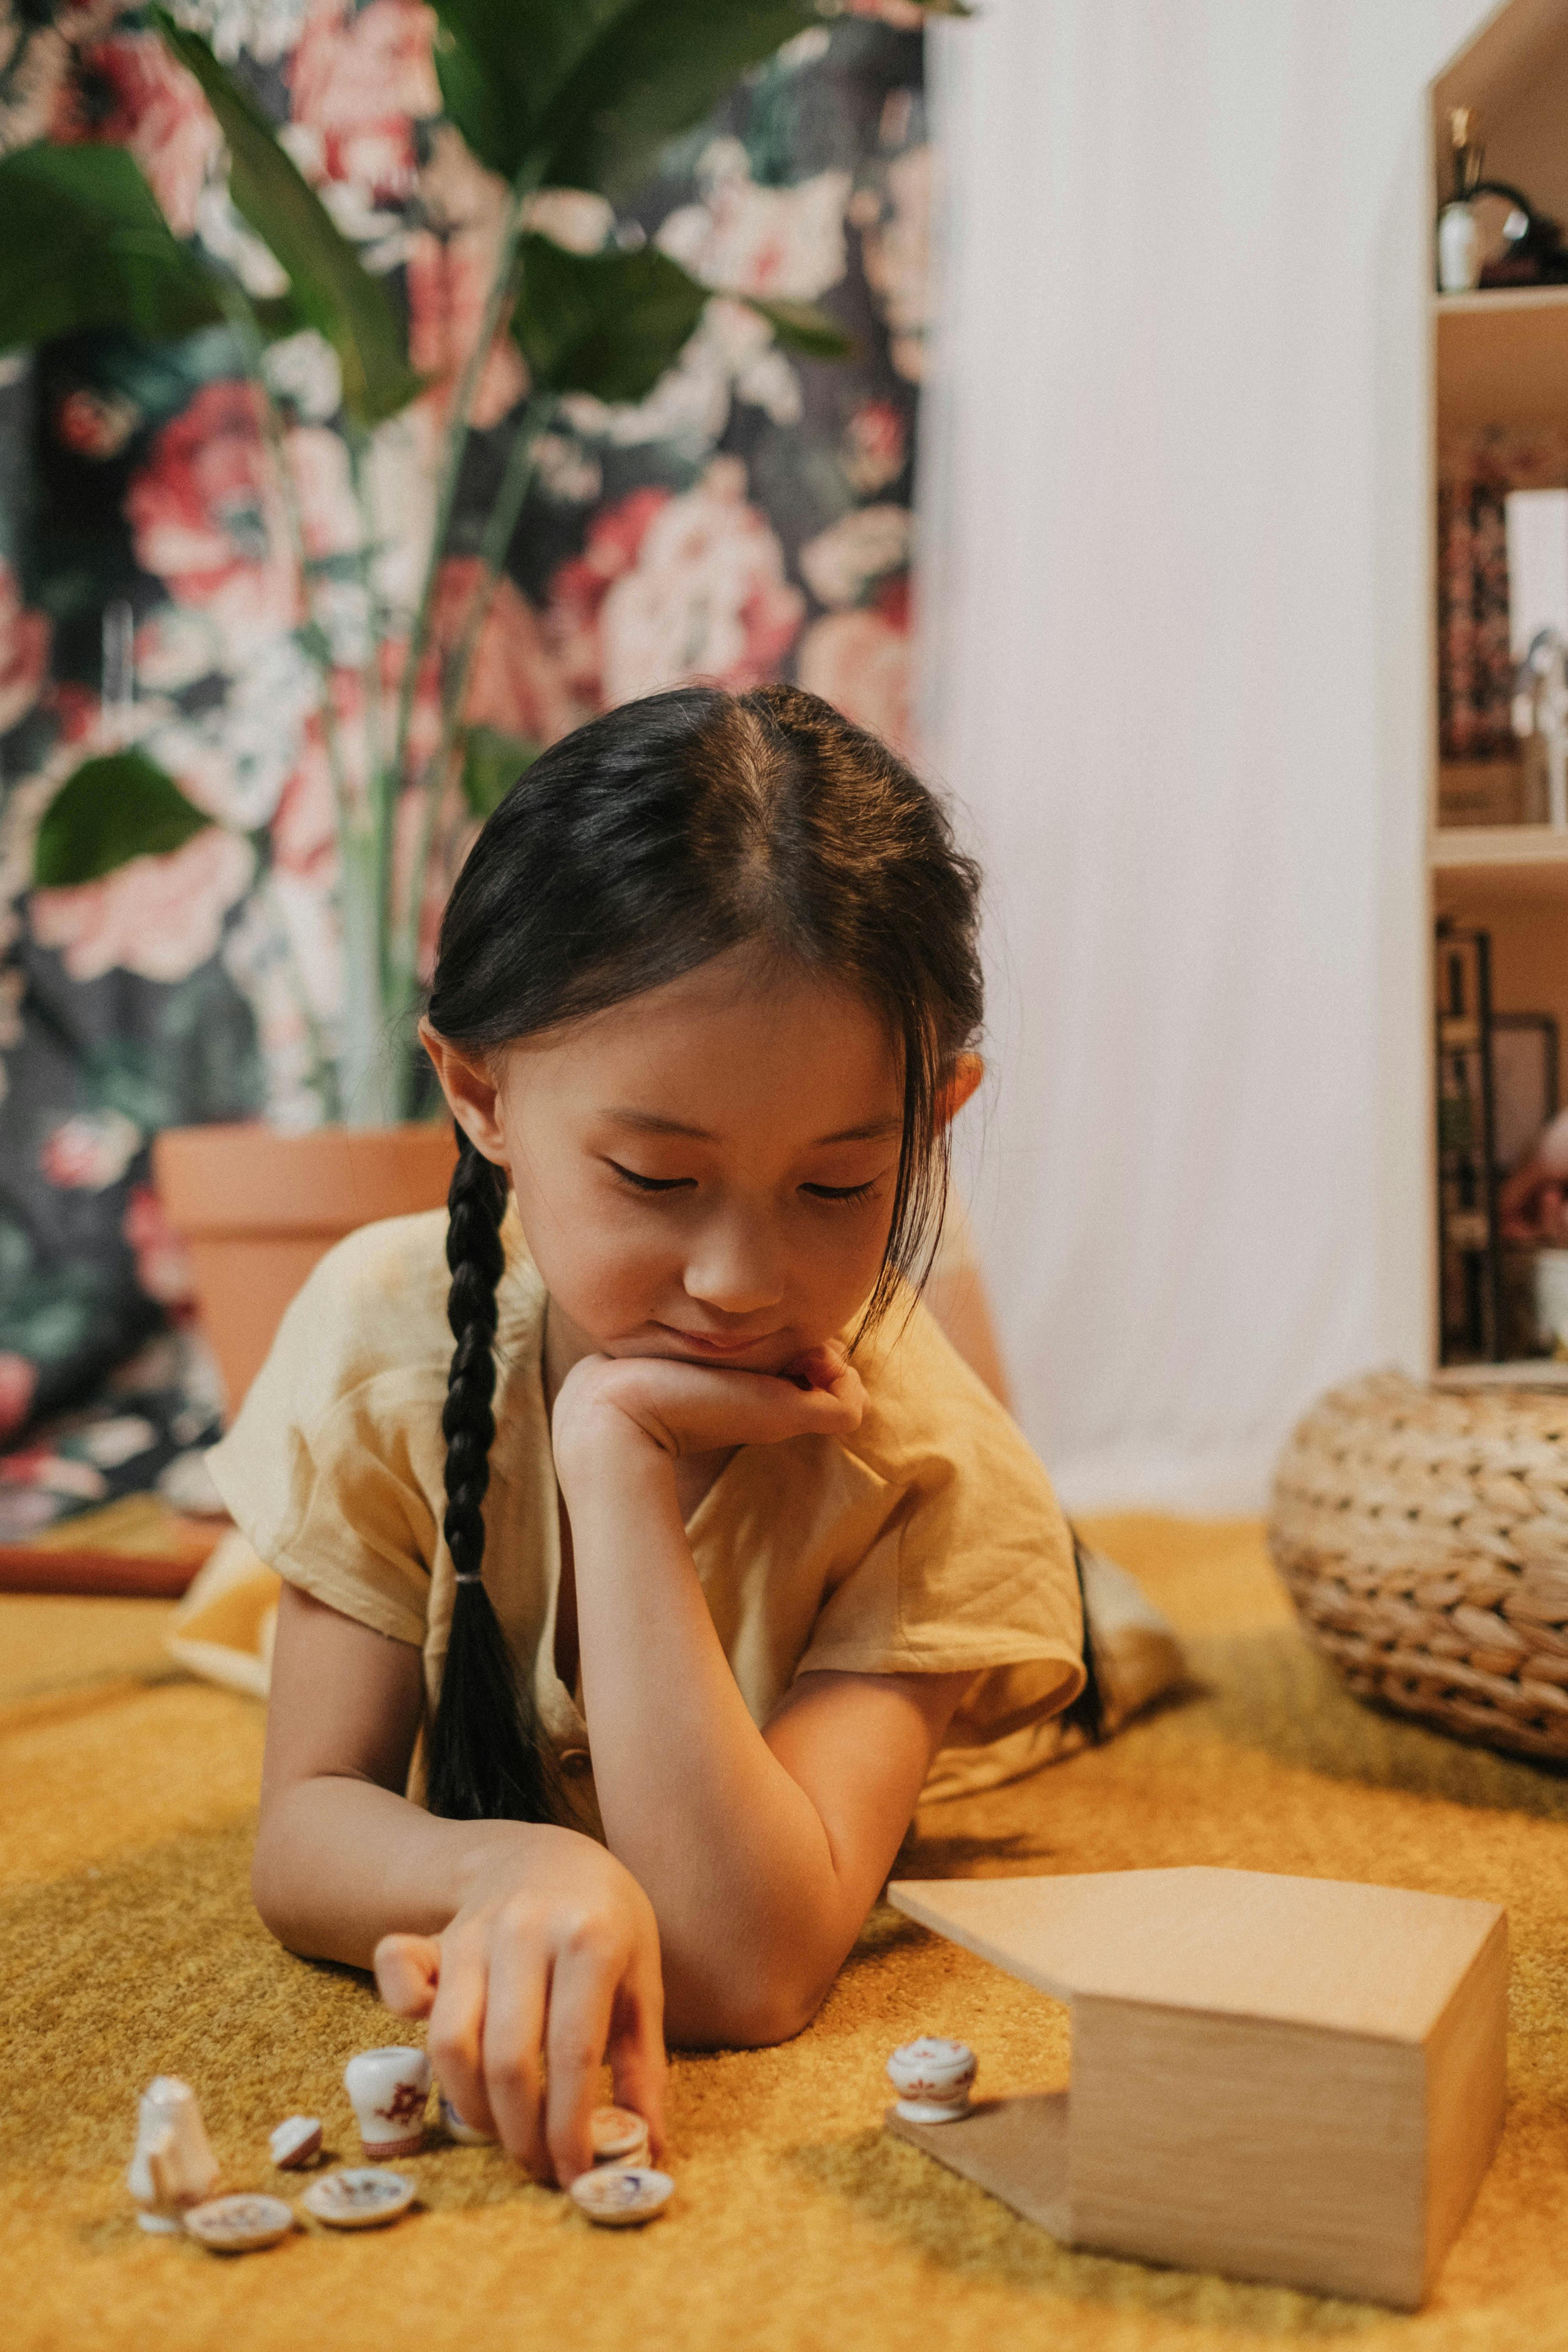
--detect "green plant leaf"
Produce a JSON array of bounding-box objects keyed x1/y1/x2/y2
[
  {"x1": 32, "y1": 750, "x2": 213, "y2": 889},
  {"x1": 0, "y1": 143, "x2": 226, "y2": 353},
  {"x1": 150, "y1": 8, "x2": 422, "y2": 426},
  {"x1": 742, "y1": 296, "x2": 854, "y2": 361},
  {"x1": 511, "y1": 233, "x2": 711, "y2": 401},
  {"x1": 527, "y1": 1, "x2": 820, "y2": 199},
  {"x1": 429, "y1": 0, "x2": 627, "y2": 180},
  {"x1": 461, "y1": 725, "x2": 538, "y2": 819}
]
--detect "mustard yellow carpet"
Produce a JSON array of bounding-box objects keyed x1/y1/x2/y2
[{"x1": 6, "y1": 1517, "x2": 1568, "y2": 2352}]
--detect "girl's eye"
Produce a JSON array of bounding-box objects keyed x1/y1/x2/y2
[
  {"x1": 801, "y1": 1179, "x2": 880, "y2": 1205},
  {"x1": 607, "y1": 1160, "x2": 694, "y2": 1194}
]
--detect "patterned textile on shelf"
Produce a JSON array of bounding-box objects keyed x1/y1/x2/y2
[
  {"x1": 1439, "y1": 425, "x2": 1568, "y2": 759},
  {"x1": 0, "y1": 0, "x2": 929, "y2": 1499}
]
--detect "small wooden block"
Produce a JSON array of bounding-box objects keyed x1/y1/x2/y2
[{"x1": 887, "y1": 1868, "x2": 1507, "y2": 2308}]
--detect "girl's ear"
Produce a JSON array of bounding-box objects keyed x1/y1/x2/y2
[
  {"x1": 936, "y1": 1052, "x2": 984, "y2": 1130},
  {"x1": 419, "y1": 1018, "x2": 508, "y2": 1165}
]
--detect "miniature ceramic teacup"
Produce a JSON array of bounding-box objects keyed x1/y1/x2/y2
[
  {"x1": 126, "y1": 2076, "x2": 220, "y2": 2231},
  {"x1": 885, "y1": 2036, "x2": 978, "y2": 2124},
  {"x1": 343, "y1": 2046, "x2": 432, "y2": 2159}
]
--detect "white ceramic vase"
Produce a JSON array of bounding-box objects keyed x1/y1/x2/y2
[{"x1": 1438, "y1": 201, "x2": 1481, "y2": 293}]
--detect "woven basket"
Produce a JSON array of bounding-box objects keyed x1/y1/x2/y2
[{"x1": 1268, "y1": 1371, "x2": 1568, "y2": 1761}]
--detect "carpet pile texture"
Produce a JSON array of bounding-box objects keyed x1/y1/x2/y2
[{"x1": 5, "y1": 1515, "x2": 1568, "y2": 2351}]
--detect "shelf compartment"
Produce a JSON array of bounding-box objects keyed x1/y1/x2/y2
[{"x1": 1436, "y1": 286, "x2": 1568, "y2": 427}]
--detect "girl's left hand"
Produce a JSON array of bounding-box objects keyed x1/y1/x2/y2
[{"x1": 551, "y1": 1343, "x2": 864, "y2": 1472}]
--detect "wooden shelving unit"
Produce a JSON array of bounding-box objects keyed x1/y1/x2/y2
[{"x1": 1429, "y1": 1, "x2": 1568, "y2": 1380}]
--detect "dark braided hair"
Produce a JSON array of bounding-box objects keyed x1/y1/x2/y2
[{"x1": 422, "y1": 682, "x2": 985, "y2": 1824}]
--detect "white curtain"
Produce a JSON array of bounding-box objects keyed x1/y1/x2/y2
[{"x1": 920, "y1": 0, "x2": 1491, "y2": 1511}]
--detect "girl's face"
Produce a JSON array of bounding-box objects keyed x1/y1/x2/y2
[{"x1": 425, "y1": 948, "x2": 914, "y2": 1376}]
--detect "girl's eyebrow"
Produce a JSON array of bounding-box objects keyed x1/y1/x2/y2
[{"x1": 604, "y1": 1110, "x2": 903, "y2": 1144}]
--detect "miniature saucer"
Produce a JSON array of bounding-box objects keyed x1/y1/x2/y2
[
  {"x1": 300, "y1": 2168, "x2": 416, "y2": 2230},
  {"x1": 184, "y1": 2194, "x2": 296, "y2": 2253},
  {"x1": 590, "y1": 2104, "x2": 651, "y2": 2167},
  {"x1": 269, "y1": 2115, "x2": 322, "y2": 2170},
  {"x1": 438, "y1": 2092, "x2": 493, "y2": 2147},
  {"x1": 568, "y1": 2165, "x2": 674, "y2": 2228}
]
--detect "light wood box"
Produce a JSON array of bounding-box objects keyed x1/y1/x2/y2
[{"x1": 886, "y1": 1867, "x2": 1507, "y2": 2309}]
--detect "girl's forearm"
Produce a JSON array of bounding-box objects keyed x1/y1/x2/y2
[
  {"x1": 252, "y1": 1774, "x2": 536, "y2": 1968},
  {"x1": 561, "y1": 1436, "x2": 863, "y2": 2043}
]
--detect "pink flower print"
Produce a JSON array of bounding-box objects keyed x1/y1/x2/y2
[
  {"x1": 429, "y1": 559, "x2": 580, "y2": 751},
  {"x1": 798, "y1": 589, "x2": 914, "y2": 759},
  {"x1": 123, "y1": 1183, "x2": 196, "y2": 1311},
  {"x1": 39, "y1": 1109, "x2": 142, "y2": 1192},
  {"x1": 0, "y1": 1353, "x2": 37, "y2": 1443},
  {"x1": 287, "y1": 0, "x2": 439, "y2": 202},
  {"x1": 555, "y1": 460, "x2": 804, "y2": 712},
  {"x1": 54, "y1": 387, "x2": 142, "y2": 462},
  {"x1": 30, "y1": 827, "x2": 256, "y2": 985},
  {"x1": 658, "y1": 137, "x2": 850, "y2": 301},
  {"x1": 405, "y1": 127, "x2": 527, "y2": 429},
  {"x1": 126, "y1": 382, "x2": 297, "y2": 651},
  {"x1": 52, "y1": 33, "x2": 221, "y2": 236},
  {"x1": 0, "y1": 564, "x2": 50, "y2": 736},
  {"x1": 842, "y1": 399, "x2": 907, "y2": 496},
  {"x1": 286, "y1": 427, "x2": 362, "y2": 563}
]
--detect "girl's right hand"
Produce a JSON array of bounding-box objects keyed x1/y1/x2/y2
[{"x1": 372, "y1": 1822, "x2": 665, "y2": 2186}]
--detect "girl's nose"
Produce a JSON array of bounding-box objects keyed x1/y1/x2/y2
[{"x1": 682, "y1": 1214, "x2": 786, "y2": 1317}]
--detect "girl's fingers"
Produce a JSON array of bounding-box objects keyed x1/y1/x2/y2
[
  {"x1": 374, "y1": 1931, "x2": 442, "y2": 2018},
  {"x1": 543, "y1": 1949, "x2": 620, "y2": 2185},
  {"x1": 424, "y1": 1941, "x2": 498, "y2": 2146},
  {"x1": 606, "y1": 1962, "x2": 668, "y2": 2161},
  {"x1": 479, "y1": 1930, "x2": 550, "y2": 2177}
]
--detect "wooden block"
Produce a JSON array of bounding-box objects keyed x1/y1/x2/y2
[{"x1": 887, "y1": 1868, "x2": 1507, "y2": 2308}]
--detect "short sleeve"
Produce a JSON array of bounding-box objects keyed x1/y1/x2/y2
[
  {"x1": 792, "y1": 1302, "x2": 1086, "y2": 1750},
  {"x1": 204, "y1": 1213, "x2": 456, "y2": 1649}
]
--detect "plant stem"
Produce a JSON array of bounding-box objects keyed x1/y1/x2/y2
[
  {"x1": 383, "y1": 396, "x2": 547, "y2": 1107},
  {"x1": 221, "y1": 286, "x2": 390, "y2": 1123}
]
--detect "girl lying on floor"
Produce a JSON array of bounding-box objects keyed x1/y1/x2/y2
[{"x1": 208, "y1": 684, "x2": 1090, "y2": 2192}]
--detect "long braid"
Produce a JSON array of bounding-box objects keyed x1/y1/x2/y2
[{"x1": 424, "y1": 1125, "x2": 559, "y2": 1822}]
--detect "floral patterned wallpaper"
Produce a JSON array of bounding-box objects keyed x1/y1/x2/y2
[{"x1": 0, "y1": 0, "x2": 931, "y2": 1522}]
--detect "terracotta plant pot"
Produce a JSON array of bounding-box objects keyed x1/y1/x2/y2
[{"x1": 153, "y1": 1122, "x2": 458, "y2": 1417}]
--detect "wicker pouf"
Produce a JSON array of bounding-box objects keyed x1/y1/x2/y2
[{"x1": 1268, "y1": 1370, "x2": 1568, "y2": 1761}]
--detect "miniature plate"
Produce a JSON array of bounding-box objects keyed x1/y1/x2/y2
[
  {"x1": 590, "y1": 2104, "x2": 651, "y2": 2166},
  {"x1": 300, "y1": 2167, "x2": 416, "y2": 2230},
  {"x1": 184, "y1": 2194, "x2": 296, "y2": 2253},
  {"x1": 568, "y1": 2165, "x2": 674, "y2": 2228},
  {"x1": 269, "y1": 2115, "x2": 322, "y2": 2170}
]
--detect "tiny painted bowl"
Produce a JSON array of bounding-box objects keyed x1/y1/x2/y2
[{"x1": 886, "y1": 2036, "x2": 978, "y2": 2123}]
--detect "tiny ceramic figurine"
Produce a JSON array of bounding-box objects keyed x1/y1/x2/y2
[
  {"x1": 438, "y1": 2091, "x2": 493, "y2": 2146},
  {"x1": 126, "y1": 2076, "x2": 220, "y2": 2232},
  {"x1": 343, "y1": 2046, "x2": 431, "y2": 2159},
  {"x1": 301, "y1": 2168, "x2": 417, "y2": 2230},
  {"x1": 885, "y1": 2036, "x2": 978, "y2": 2124},
  {"x1": 268, "y1": 2115, "x2": 323, "y2": 2170},
  {"x1": 568, "y1": 2165, "x2": 674, "y2": 2228},
  {"x1": 590, "y1": 2105, "x2": 651, "y2": 2168},
  {"x1": 184, "y1": 2194, "x2": 295, "y2": 2254}
]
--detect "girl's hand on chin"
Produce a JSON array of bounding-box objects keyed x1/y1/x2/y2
[
  {"x1": 552, "y1": 1341, "x2": 866, "y2": 1467},
  {"x1": 373, "y1": 1824, "x2": 665, "y2": 2187}
]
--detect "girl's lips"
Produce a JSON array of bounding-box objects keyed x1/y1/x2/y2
[{"x1": 658, "y1": 1324, "x2": 780, "y2": 1358}]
